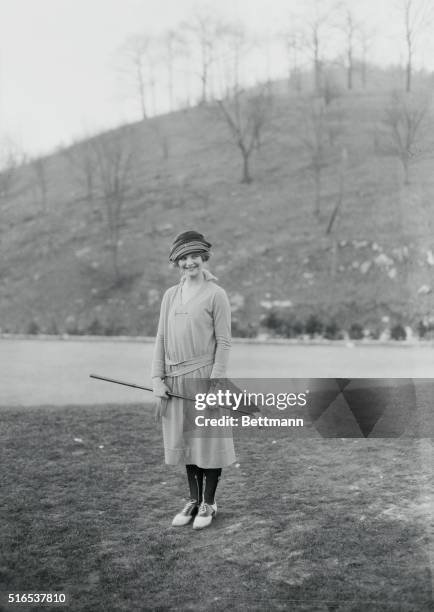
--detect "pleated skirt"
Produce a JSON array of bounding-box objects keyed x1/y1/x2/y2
[{"x1": 161, "y1": 363, "x2": 236, "y2": 468}]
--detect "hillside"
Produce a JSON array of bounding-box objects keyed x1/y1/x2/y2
[{"x1": 1, "y1": 82, "x2": 434, "y2": 339}]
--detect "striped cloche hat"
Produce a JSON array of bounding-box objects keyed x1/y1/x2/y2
[{"x1": 168, "y1": 230, "x2": 212, "y2": 263}]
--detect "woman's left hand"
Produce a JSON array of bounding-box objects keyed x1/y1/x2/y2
[
  {"x1": 154, "y1": 397, "x2": 169, "y2": 423},
  {"x1": 205, "y1": 378, "x2": 220, "y2": 409}
]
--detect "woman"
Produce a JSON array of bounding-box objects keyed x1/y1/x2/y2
[{"x1": 152, "y1": 230, "x2": 236, "y2": 530}]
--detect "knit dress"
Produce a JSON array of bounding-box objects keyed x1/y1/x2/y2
[{"x1": 151, "y1": 270, "x2": 236, "y2": 468}]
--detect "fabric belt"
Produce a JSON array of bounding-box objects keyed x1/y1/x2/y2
[{"x1": 165, "y1": 353, "x2": 214, "y2": 377}]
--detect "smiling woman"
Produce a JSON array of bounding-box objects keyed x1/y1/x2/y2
[{"x1": 151, "y1": 230, "x2": 236, "y2": 530}]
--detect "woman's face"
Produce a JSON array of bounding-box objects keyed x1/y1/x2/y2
[{"x1": 177, "y1": 252, "x2": 204, "y2": 278}]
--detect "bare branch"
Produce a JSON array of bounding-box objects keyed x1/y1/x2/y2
[
  {"x1": 380, "y1": 90, "x2": 431, "y2": 184},
  {"x1": 92, "y1": 128, "x2": 136, "y2": 280},
  {"x1": 337, "y1": 6, "x2": 360, "y2": 90},
  {"x1": 31, "y1": 157, "x2": 49, "y2": 213},
  {"x1": 0, "y1": 140, "x2": 25, "y2": 201},
  {"x1": 299, "y1": 96, "x2": 344, "y2": 216},
  {"x1": 216, "y1": 87, "x2": 272, "y2": 183},
  {"x1": 400, "y1": 0, "x2": 433, "y2": 92},
  {"x1": 181, "y1": 7, "x2": 230, "y2": 104},
  {"x1": 115, "y1": 33, "x2": 159, "y2": 119},
  {"x1": 63, "y1": 136, "x2": 97, "y2": 204},
  {"x1": 302, "y1": 0, "x2": 337, "y2": 94}
]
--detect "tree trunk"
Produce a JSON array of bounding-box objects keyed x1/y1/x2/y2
[
  {"x1": 289, "y1": 67, "x2": 302, "y2": 93},
  {"x1": 111, "y1": 243, "x2": 120, "y2": 281},
  {"x1": 314, "y1": 31, "x2": 321, "y2": 94},
  {"x1": 403, "y1": 157, "x2": 410, "y2": 185},
  {"x1": 347, "y1": 49, "x2": 353, "y2": 90},
  {"x1": 168, "y1": 62, "x2": 174, "y2": 113},
  {"x1": 200, "y1": 73, "x2": 207, "y2": 104},
  {"x1": 406, "y1": 29, "x2": 412, "y2": 93},
  {"x1": 330, "y1": 238, "x2": 338, "y2": 277},
  {"x1": 137, "y1": 66, "x2": 146, "y2": 119},
  {"x1": 314, "y1": 59, "x2": 321, "y2": 95},
  {"x1": 314, "y1": 166, "x2": 321, "y2": 215},
  {"x1": 241, "y1": 151, "x2": 252, "y2": 183},
  {"x1": 86, "y1": 174, "x2": 93, "y2": 204},
  {"x1": 406, "y1": 59, "x2": 411, "y2": 93},
  {"x1": 150, "y1": 79, "x2": 157, "y2": 116},
  {"x1": 361, "y1": 61, "x2": 367, "y2": 89}
]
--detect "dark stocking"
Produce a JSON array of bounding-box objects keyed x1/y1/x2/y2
[
  {"x1": 185, "y1": 464, "x2": 203, "y2": 503},
  {"x1": 202, "y1": 468, "x2": 222, "y2": 504}
]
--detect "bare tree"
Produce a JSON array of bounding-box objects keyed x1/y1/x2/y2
[
  {"x1": 302, "y1": 99, "x2": 327, "y2": 215},
  {"x1": 321, "y1": 68, "x2": 342, "y2": 106},
  {"x1": 303, "y1": 1, "x2": 334, "y2": 95},
  {"x1": 31, "y1": 157, "x2": 49, "y2": 213},
  {"x1": 63, "y1": 138, "x2": 97, "y2": 204},
  {"x1": 326, "y1": 147, "x2": 348, "y2": 277},
  {"x1": 401, "y1": 0, "x2": 432, "y2": 92},
  {"x1": 92, "y1": 128, "x2": 136, "y2": 280},
  {"x1": 357, "y1": 25, "x2": 374, "y2": 89},
  {"x1": 148, "y1": 119, "x2": 170, "y2": 164},
  {"x1": 381, "y1": 91, "x2": 430, "y2": 184},
  {"x1": 159, "y1": 28, "x2": 186, "y2": 113},
  {"x1": 281, "y1": 21, "x2": 306, "y2": 93},
  {"x1": 217, "y1": 21, "x2": 252, "y2": 99},
  {"x1": 301, "y1": 96, "x2": 343, "y2": 216},
  {"x1": 116, "y1": 33, "x2": 158, "y2": 119},
  {"x1": 0, "y1": 140, "x2": 25, "y2": 201},
  {"x1": 216, "y1": 88, "x2": 272, "y2": 183},
  {"x1": 183, "y1": 8, "x2": 226, "y2": 104},
  {"x1": 340, "y1": 7, "x2": 359, "y2": 90}
]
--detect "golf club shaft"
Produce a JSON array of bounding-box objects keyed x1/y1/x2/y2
[
  {"x1": 89, "y1": 373, "x2": 253, "y2": 415},
  {"x1": 90, "y1": 373, "x2": 187, "y2": 400}
]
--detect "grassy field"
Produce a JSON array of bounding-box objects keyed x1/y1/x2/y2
[
  {"x1": 1, "y1": 79, "x2": 434, "y2": 337},
  {"x1": 1, "y1": 399, "x2": 433, "y2": 611}
]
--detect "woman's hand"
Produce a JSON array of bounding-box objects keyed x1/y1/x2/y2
[
  {"x1": 205, "y1": 378, "x2": 220, "y2": 410},
  {"x1": 152, "y1": 378, "x2": 170, "y2": 424},
  {"x1": 152, "y1": 377, "x2": 171, "y2": 399},
  {"x1": 208, "y1": 378, "x2": 220, "y2": 394}
]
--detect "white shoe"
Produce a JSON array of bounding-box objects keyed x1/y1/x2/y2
[
  {"x1": 192, "y1": 501, "x2": 217, "y2": 530},
  {"x1": 171, "y1": 499, "x2": 199, "y2": 526}
]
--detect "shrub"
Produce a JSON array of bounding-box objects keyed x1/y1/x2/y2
[
  {"x1": 390, "y1": 324, "x2": 406, "y2": 341},
  {"x1": 262, "y1": 310, "x2": 284, "y2": 335},
  {"x1": 65, "y1": 316, "x2": 81, "y2": 335},
  {"x1": 104, "y1": 322, "x2": 127, "y2": 336},
  {"x1": 86, "y1": 317, "x2": 104, "y2": 336},
  {"x1": 348, "y1": 323, "x2": 364, "y2": 340},
  {"x1": 46, "y1": 319, "x2": 59, "y2": 335},
  {"x1": 305, "y1": 314, "x2": 323, "y2": 338},
  {"x1": 418, "y1": 320, "x2": 427, "y2": 338},
  {"x1": 26, "y1": 320, "x2": 39, "y2": 335},
  {"x1": 231, "y1": 319, "x2": 257, "y2": 338},
  {"x1": 417, "y1": 320, "x2": 434, "y2": 339},
  {"x1": 367, "y1": 327, "x2": 381, "y2": 340},
  {"x1": 324, "y1": 320, "x2": 342, "y2": 340},
  {"x1": 261, "y1": 310, "x2": 304, "y2": 338},
  {"x1": 284, "y1": 316, "x2": 304, "y2": 338}
]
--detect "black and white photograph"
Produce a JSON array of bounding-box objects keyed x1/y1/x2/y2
[{"x1": 0, "y1": 0, "x2": 433, "y2": 610}]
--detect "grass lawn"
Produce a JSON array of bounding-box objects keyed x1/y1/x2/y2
[{"x1": 0, "y1": 401, "x2": 432, "y2": 612}]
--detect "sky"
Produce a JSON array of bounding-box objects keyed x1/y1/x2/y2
[{"x1": 0, "y1": 0, "x2": 432, "y2": 157}]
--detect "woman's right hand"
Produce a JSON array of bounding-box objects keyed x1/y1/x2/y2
[{"x1": 152, "y1": 378, "x2": 171, "y2": 399}]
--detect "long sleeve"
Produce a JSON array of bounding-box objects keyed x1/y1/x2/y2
[
  {"x1": 151, "y1": 291, "x2": 168, "y2": 379},
  {"x1": 210, "y1": 288, "x2": 231, "y2": 379}
]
